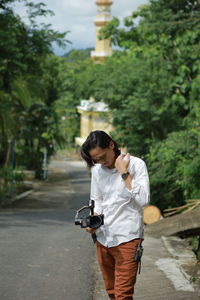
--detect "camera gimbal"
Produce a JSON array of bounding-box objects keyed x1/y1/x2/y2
[{"x1": 74, "y1": 200, "x2": 104, "y2": 243}]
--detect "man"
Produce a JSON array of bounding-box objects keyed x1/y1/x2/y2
[{"x1": 81, "y1": 130, "x2": 150, "y2": 300}]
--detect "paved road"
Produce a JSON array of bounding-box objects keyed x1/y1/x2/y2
[
  {"x1": 0, "y1": 160, "x2": 95, "y2": 300},
  {"x1": 1, "y1": 160, "x2": 199, "y2": 300}
]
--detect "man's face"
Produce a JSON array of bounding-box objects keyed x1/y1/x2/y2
[{"x1": 89, "y1": 142, "x2": 116, "y2": 169}]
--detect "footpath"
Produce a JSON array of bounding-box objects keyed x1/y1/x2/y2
[{"x1": 9, "y1": 159, "x2": 200, "y2": 300}]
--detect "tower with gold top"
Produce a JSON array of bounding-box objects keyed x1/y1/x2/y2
[
  {"x1": 91, "y1": 0, "x2": 113, "y2": 61},
  {"x1": 75, "y1": 1, "x2": 114, "y2": 146}
]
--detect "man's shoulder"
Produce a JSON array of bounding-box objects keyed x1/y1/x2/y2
[
  {"x1": 91, "y1": 163, "x2": 102, "y2": 175},
  {"x1": 129, "y1": 156, "x2": 147, "y2": 173},
  {"x1": 130, "y1": 155, "x2": 145, "y2": 166}
]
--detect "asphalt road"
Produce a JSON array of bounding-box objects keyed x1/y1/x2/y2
[{"x1": 0, "y1": 160, "x2": 96, "y2": 300}]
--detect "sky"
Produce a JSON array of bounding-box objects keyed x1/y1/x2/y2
[{"x1": 13, "y1": 0, "x2": 148, "y2": 56}]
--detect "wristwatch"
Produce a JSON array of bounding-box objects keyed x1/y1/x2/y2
[{"x1": 121, "y1": 172, "x2": 130, "y2": 180}]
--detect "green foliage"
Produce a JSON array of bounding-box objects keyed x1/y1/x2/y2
[
  {"x1": 16, "y1": 102, "x2": 63, "y2": 177},
  {"x1": 0, "y1": 0, "x2": 71, "y2": 182},
  {"x1": 63, "y1": 48, "x2": 93, "y2": 62},
  {"x1": 0, "y1": 0, "x2": 69, "y2": 90},
  {"x1": 147, "y1": 129, "x2": 200, "y2": 210},
  {"x1": 74, "y1": 0, "x2": 200, "y2": 210},
  {"x1": 0, "y1": 166, "x2": 25, "y2": 205}
]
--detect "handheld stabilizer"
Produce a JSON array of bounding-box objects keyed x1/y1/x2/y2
[
  {"x1": 75, "y1": 200, "x2": 104, "y2": 243},
  {"x1": 75, "y1": 200, "x2": 104, "y2": 229}
]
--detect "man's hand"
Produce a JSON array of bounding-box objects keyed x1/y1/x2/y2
[
  {"x1": 85, "y1": 227, "x2": 96, "y2": 234},
  {"x1": 85, "y1": 212, "x2": 98, "y2": 234},
  {"x1": 115, "y1": 153, "x2": 130, "y2": 174}
]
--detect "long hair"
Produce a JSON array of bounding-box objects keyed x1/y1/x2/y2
[{"x1": 81, "y1": 130, "x2": 120, "y2": 169}]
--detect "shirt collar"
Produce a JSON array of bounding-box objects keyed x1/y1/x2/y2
[{"x1": 101, "y1": 165, "x2": 117, "y2": 173}]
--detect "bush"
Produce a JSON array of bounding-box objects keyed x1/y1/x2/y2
[
  {"x1": 0, "y1": 167, "x2": 25, "y2": 206},
  {"x1": 147, "y1": 128, "x2": 200, "y2": 211}
]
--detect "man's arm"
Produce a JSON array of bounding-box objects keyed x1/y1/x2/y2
[
  {"x1": 86, "y1": 167, "x2": 102, "y2": 234},
  {"x1": 115, "y1": 153, "x2": 132, "y2": 190},
  {"x1": 90, "y1": 167, "x2": 103, "y2": 215},
  {"x1": 115, "y1": 154, "x2": 150, "y2": 207}
]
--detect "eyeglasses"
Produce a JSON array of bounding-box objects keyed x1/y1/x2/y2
[{"x1": 92, "y1": 152, "x2": 107, "y2": 164}]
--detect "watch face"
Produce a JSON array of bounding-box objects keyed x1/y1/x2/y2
[{"x1": 122, "y1": 172, "x2": 129, "y2": 180}]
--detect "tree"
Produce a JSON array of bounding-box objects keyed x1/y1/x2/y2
[
  {"x1": 0, "y1": 0, "x2": 70, "y2": 181},
  {"x1": 63, "y1": 48, "x2": 93, "y2": 62}
]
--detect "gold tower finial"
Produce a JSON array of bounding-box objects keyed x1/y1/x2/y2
[{"x1": 96, "y1": 0, "x2": 113, "y2": 4}]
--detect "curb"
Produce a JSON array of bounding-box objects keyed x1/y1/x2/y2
[
  {"x1": 13, "y1": 189, "x2": 34, "y2": 201},
  {"x1": 161, "y1": 235, "x2": 200, "y2": 296},
  {"x1": 11, "y1": 179, "x2": 44, "y2": 205},
  {"x1": 0, "y1": 189, "x2": 34, "y2": 208}
]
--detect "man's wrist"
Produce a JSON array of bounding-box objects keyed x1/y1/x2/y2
[
  {"x1": 119, "y1": 169, "x2": 128, "y2": 174},
  {"x1": 121, "y1": 171, "x2": 130, "y2": 181}
]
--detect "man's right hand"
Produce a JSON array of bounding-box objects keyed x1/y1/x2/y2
[{"x1": 85, "y1": 227, "x2": 96, "y2": 234}]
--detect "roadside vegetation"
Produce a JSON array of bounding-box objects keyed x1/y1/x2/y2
[{"x1": 0, "y1": 0, "x2": 78, "y2": 201}]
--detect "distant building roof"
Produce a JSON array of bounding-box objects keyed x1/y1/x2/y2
[{"x1": 77, "y1": 99, "x2": 109, "y2": 112}]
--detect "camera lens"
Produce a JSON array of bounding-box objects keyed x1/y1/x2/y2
[{"x1": 90, "y1": 215, "x2": 102, "y2": 229}]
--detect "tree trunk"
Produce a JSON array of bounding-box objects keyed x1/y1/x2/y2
[
  {"x1": 5, "y1": 139, "x2": 15, "y2": 168},
  {"x1": 5, "y1": 141, "x2": 11, "y2": 168}
]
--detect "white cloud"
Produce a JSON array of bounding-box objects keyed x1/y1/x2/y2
[{"x1": 13, "y1": 0, "x2": 148, "y2": 55}]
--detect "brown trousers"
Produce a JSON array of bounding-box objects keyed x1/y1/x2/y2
[{"x1": 96, "y1": 239, "x2": 140, "y2": 300}]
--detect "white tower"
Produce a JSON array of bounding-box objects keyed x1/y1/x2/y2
[{"x1": 91, "y1": 0, "x2": 113, "y2": 61}]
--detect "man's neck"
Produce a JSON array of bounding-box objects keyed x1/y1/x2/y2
[{"x1": 107, "y1": 161, "x2": 116, "y2": 169}]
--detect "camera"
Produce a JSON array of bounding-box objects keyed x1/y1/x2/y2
[{"x1": 75, "y1": 200, "x2": 104, "y2": 229}]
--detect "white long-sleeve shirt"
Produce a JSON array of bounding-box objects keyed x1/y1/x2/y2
[{"x1": 90, "y1": 155, "x2": 150, "y2": 247}]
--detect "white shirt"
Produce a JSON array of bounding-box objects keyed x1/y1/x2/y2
[{"x1": 90, "y1": 155, "x2": 150, "y2": 247}]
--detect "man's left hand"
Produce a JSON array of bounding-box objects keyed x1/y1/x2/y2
[{"x1": 115, "y1": 153, "x2": 130, "y2": 174}]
